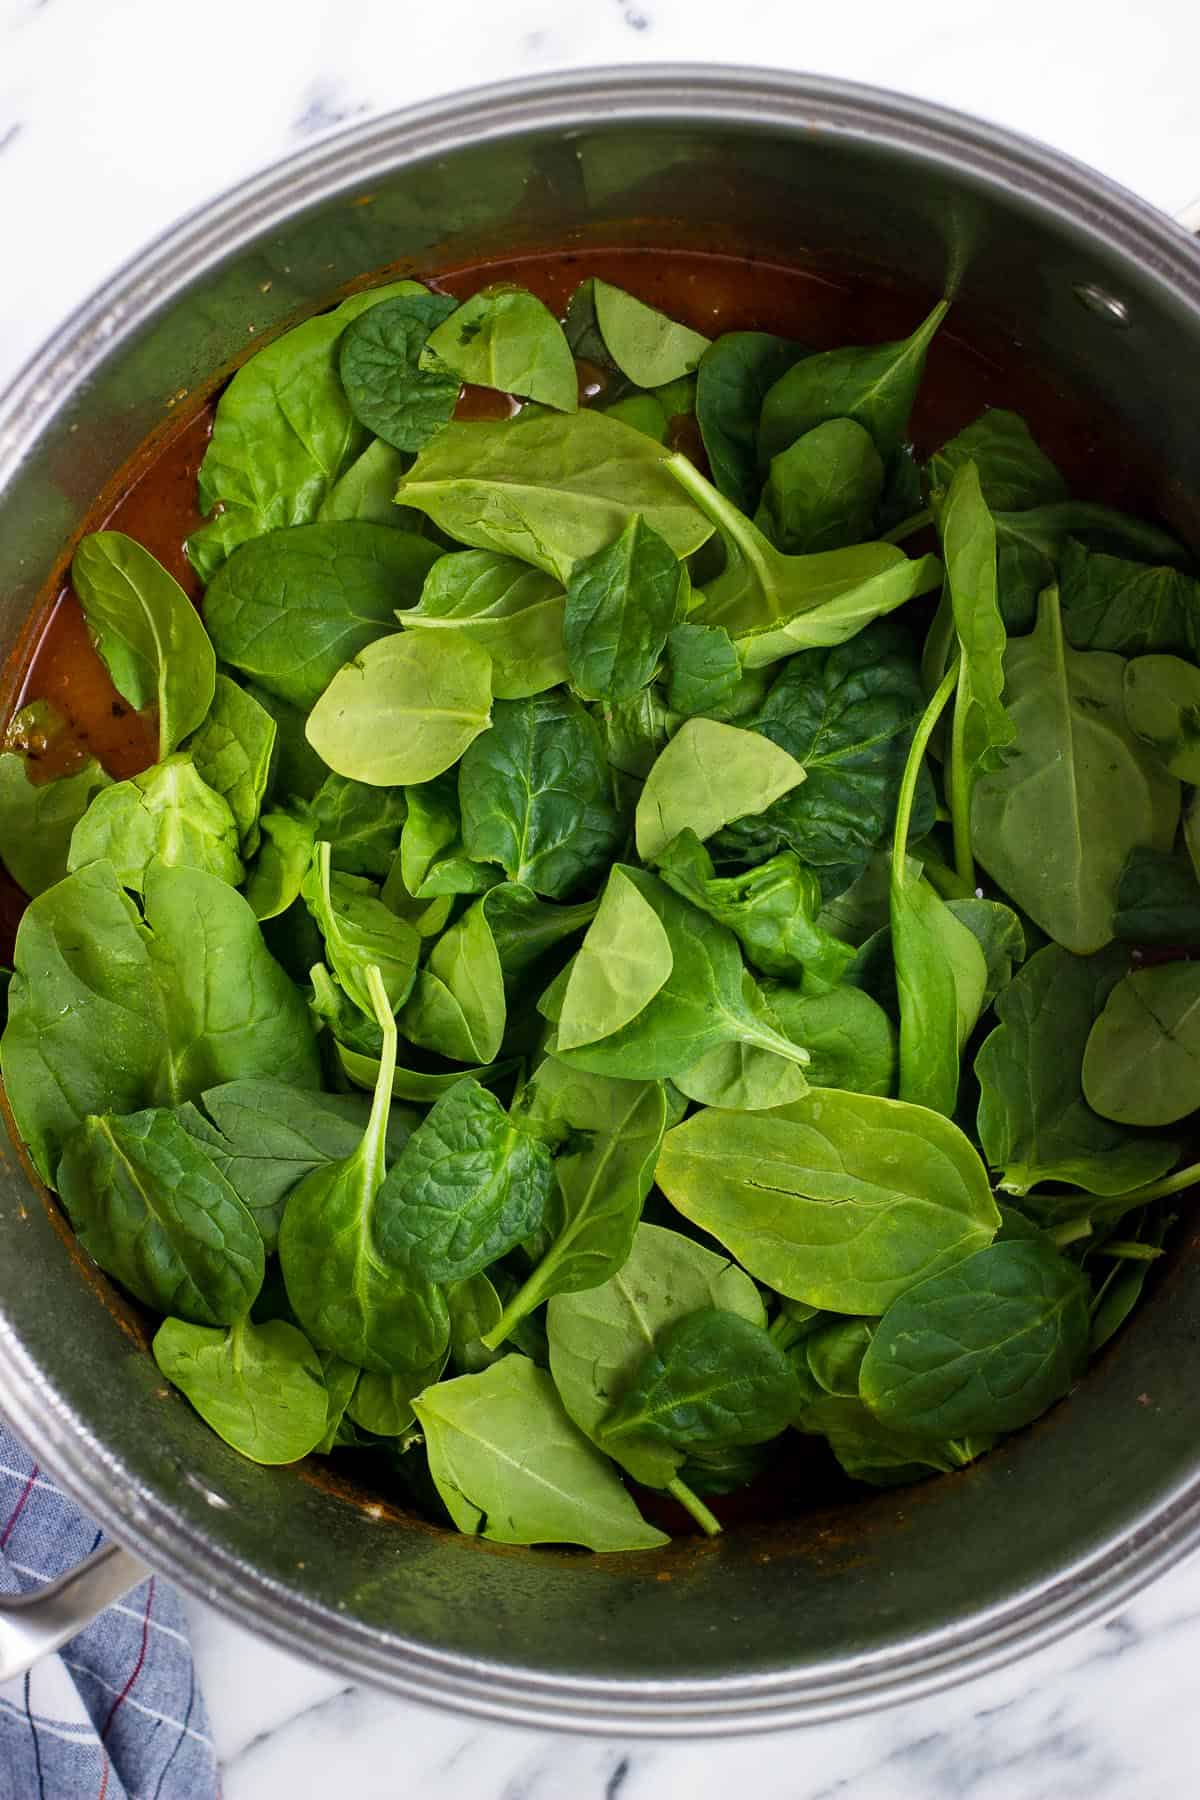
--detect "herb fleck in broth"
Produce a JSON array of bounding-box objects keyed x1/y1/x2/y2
[{"x1": 0, "y1": 246, "x2": 1191, "y2": 1548}]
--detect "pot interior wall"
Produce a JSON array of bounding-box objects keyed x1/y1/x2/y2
[{"x1": 2, "y1": 86, "x2": 1200, "y2": 1710}]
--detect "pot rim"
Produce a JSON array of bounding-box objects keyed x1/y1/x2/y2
[{"x1": 3, "y1": 63, "x2": 1200, "y2": 1734}]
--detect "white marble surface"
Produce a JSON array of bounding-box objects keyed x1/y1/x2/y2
[{"x1": 5, "y1": 0, "x2": 1200, "y2": 1790}]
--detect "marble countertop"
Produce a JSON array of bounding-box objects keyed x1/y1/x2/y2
[{"x1": 5, "y1": 0, "x2": 1200, "y2": 1791}]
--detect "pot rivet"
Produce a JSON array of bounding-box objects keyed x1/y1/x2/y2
[{"x1": 1074, "y1": 283, "x2": 1131, "y2": 327}]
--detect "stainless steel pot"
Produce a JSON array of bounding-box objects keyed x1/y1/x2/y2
[{"x1": 2, "y1": 66, "x2": 1200, "y2": 1736}]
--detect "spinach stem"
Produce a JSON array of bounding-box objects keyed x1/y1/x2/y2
[
  {"x1": 362, "y1": 960, "x2": 399, "y2": 1193},
  {"x1": 881, "y1": 507, "x2": 932, "y2": 545},
  {"x1": 1049, "y1": 1218, "x2": 1093, "y2": 1249},
  {"x1": 666, "y1": 1476, "x2": 722, "y2": 1537},
  {"x1": 1084, "y1": 1161, "x2": 1200, "y2": 1208},
  {"x1": 948, "y1": 660, "x2": 976, "y2": 890},
  {"x1": 891, "y1": 660, "x2": 959, "y2": 893}
]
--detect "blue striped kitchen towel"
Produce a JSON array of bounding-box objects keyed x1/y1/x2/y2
[{"x1": 0, "y1": 1422, "x2": 218, "y2": 1799}]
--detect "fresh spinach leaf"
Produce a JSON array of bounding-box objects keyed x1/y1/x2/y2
[
  {"x1": 944, "y1": 897, "x2": 1026, "y2": 1003},
  {"x1": 1114, "y1": 846, "x2": 1200, "y2": 947},
  {"x1": 635, "y1": 718, "x2": 805, "y2": 863},
  {"x1": 399, "y1": 897, "x2": 507, "y2": 1064},
  {"x1": 447, "y1": 1271, "x2": 504, "y2": 1373},
  {"x1": 664, "y1": 621, "x2": 742, "y2": 717},
  {"x1": 182, "y1": 1077, "x2": 416, "y2": 1253},
  {"x1": 935, "y1": 461, "x2": 1015, "y2": 879},
  {"x1": 338, "y1": 289, "x2": 460, "y2": 451},
  {"x1": 975, "y1": 942, "x2": 1182, "y2": 1195},
  {"x1": 402, "y1": 550, "x2": 568, "y2": 700},
  {"x1": 557, "y1": 865, "x2": 673, "y2": 1050},
  {"x1": 670, "y1": 454, "x2": 942, "y2": 666},
  {"x1": 657, "y1": 1089, "x2": 999, "y2": 1313},
  {"x1": 591, "y1": 281, "x2": 709, "y2": 388},
  {"x1": 205, "y1": 521, "x2": 440, "y2": 711},
  {"x1": 306, "y1": 630, "x2": 493, "y2": 787},
  {"x1": 398, "y1": 773, "x2": 497, "y2": 899},
  {"x1": 1, "y1": 860, "x2": 320, "y2": 1183},
  {"x1": 1083, "y1": 961, "x2": 1200, "y2": 1126},
  {"x1": 972, "y1": 587, "x2": 1179, "y2": 954},
  {"x1": 308, "y1": 773, "x2": 407, "y2": 879},
  {"x1": 655, "y1": 829, "x2": 853, "y2": 987},
  {"x1": 377, "y1": 1077, "x2": 554, "y2": 1283},
  {"x1": 991, "y1": 504, "x2": 1192, "y2": 635},
  {"x1": 279, "y1": 965, "x2": 449, "y2": 1374},
  {"x1": 189, "y1": 280, "x2": 428, "y2": 578},
  {"x1": 756, "y1": 419, "x2": 883, "y2": 555},
  {"x1": 67, "y1": 754, "x2": 243, "y2": 894},
  {"x1": 602, "y1": 1308, "x2": 801, "y2": 1458},
  {"x1": 764, "y1": 982, "x2": 896, "y2": 1096},
  {"x1": 337, "y1": 1039, "x2": 518, "y2": 1104},
  {"x1": 154, "y1": 1315, "x2": 330, "y2": 1463},
  {"x1": 546, "y1": 1219, "x2": 765, "y2": 1480},
  {"x1": 423, "y1": 284, "x2": 577, "y2": 412},
  {"x1": 396, "y1": 409, "x2": 714, "y2": 584},
  {"x1": 757, "y1": 299, "x2": 948, "y2": 465},
  {"x1": 548, "y1": 866, "x2": 811, "y2": 1082},
  {"x1": 412, "y1": 1354, "x2": 668, "y2": 1550},
  {"x1": 244, "y1": 683, "x2": 327, "y2": 802},
  {"x1": 348, "y1": 1353, "x2": 448, "y2": 1437},
  {"x1": 604, "y1": 394, "x2": 669, "y2": 441},
  {"x1": 317, "y1": 438, "x2": 413, "y2": 527},
  {"x1": 803, "y1": 1318, "x2": 873, "y2": 1396},
  {"x1": 593, "y1": 686, "x2": 675, "y2": 781},
  {"x1": 479, "y1": 882, "x2": 598, "y2": 988},
  {"x1": 58, "y1": 1107, "x2": 264, "y2": 1324},
  {"x1": 244, "y1": 810, "x2": 315, "y2": 921},
  {"x1": 891, "y1": 666, "x2": 988, "y2": 1116},
  {"x1": 860, "y1": 1240, "x2": 1089, "y2": 1438},
  {"x1": 187, "y1": 674, "x2": 276, "y2": 855},
  {"x1": 481, "y1": 1058, "x2": 666, "y2": 1349},
  {"x1": 563, "y1": 515, "x2": 683, "y2": 702},
  {"x1": 712, "y1": 616, "x2": 935, "y2": 897},
  {"x1": 0, "y1": 703, "x2": 111, "y2": 897},
  {"x1": 459, "y1": 692, "x2": 622, "y2": 897},
  {"x1": 1123, "y1": 653, "x2": 1200, "y2": 781},
  {"x1": 671, "y1": 1037, "x2": 809, "y2": 1112},
  {"x1": 795, "y1": 1392, "x2": 985, "y2": 1487},
  {"x1": 927, "y1": 409, "x2": 1067, "y2": 513},
  {"x1": 302, "y1": 841, "x2": 420, "y2": 1016},
  {"x1": 695, "y1": 330, "x2": 804, "y2": 516},
  {"x1": 73, "y1": 531, "x2": 215, "y2": 759},
  {"x1": 1060, "y1": 538, "x2": 1200, "y2": 657}
]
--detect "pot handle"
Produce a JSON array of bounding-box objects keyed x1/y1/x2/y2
[{"x1": 0, "y1": 1541, "x2": 152, "y2": 1681}]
